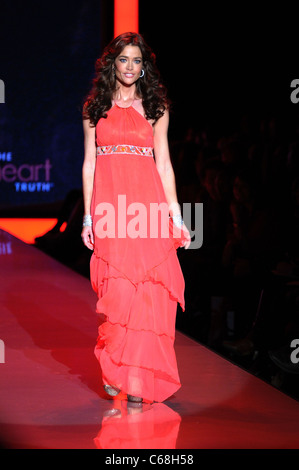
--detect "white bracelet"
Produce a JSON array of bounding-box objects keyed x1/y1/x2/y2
[
  {"x1": 170, "y1": 214, "x2": 184, "y2": 228},
  {"x1": 83, "y1": 215, "x2": 92, "y2": 227}
]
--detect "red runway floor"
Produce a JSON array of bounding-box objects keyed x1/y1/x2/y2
[{"x1": 1, "y1": 229, "x2": 299, "y2": 449}]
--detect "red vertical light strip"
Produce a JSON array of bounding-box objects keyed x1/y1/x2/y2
[{"x1": 114, "y1": 0, "x2": 139, "y2": 37}]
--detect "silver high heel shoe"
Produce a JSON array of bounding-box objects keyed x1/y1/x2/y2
[
  {"x1": 104, "y1": 384, "x2": 120, "y2": 397},
  {"x1": 127, "y1": 394, "x2": 143, "y2": 403}
]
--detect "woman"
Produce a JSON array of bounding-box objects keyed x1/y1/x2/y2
[{"x1": 81, "y1": 32, "x2": 190, "y2": 404}]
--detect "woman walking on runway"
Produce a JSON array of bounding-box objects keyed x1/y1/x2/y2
[{"x1": 81, "y1": 32, "x2": 190, "y2": 404}]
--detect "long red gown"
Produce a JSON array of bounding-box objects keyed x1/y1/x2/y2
[{"x1": 90, "y1": 100, "x2": 185, "y2": 403}]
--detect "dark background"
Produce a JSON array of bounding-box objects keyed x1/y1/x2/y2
[{"x1": 139, "y1": 2, "x2": 299, "y2": 133}]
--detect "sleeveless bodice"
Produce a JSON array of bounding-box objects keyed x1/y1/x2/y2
[{"x1": 96, "y1": 103, "x2": 154, "y2": 149}]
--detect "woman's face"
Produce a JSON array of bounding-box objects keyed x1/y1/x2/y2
[{"x1": 114, "y1": 45, "x2": 143, "y2": 86}]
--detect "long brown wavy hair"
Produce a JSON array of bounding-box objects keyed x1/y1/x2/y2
[{"x1": 83, "y1": 32, "x2": 170, "y2": 126}]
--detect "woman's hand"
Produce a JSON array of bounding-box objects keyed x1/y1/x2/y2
[
  {"x1": 81, "y1": 226, "x2": 94, "y2": 250},
  {"x1": 181, "y1": 223, "x2": 191, "y2": 249}
]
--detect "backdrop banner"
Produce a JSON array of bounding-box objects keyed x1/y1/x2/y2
[{"x1": 0, "y1": 0, "x2": 103, "y2": 208}]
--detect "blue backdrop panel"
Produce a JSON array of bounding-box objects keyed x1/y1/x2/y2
[{"x1": 0, "y1": 0, "x2": 103, "y2": 207}]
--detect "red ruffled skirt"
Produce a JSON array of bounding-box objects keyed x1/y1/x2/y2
[{"x1": 90, "y1": 233, "x2": 185, "y2": 403}]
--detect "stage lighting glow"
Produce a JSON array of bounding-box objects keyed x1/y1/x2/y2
[
  {"x1": 114, "y1": 0, "x2": 138, "y2": 37},
  {"x1": 0, "y1": 218, "x2": 58, "y2": 244}
]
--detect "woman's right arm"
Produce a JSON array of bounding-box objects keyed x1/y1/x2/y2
[{"x1": 81, "y1": 118, "x2": 96, "y2": 250}]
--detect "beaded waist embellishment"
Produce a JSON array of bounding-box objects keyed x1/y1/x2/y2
[{"x1": 97, "y1": 145, "x2": 154, "y2": 157}]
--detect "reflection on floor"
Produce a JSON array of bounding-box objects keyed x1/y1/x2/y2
[{"x1": 1, "y1": 229, "x2": 299, "y2": 449}]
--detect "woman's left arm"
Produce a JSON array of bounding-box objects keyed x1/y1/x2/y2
[{"x1": 154, "y1": 110, "x2": 191, "y2": 249}]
